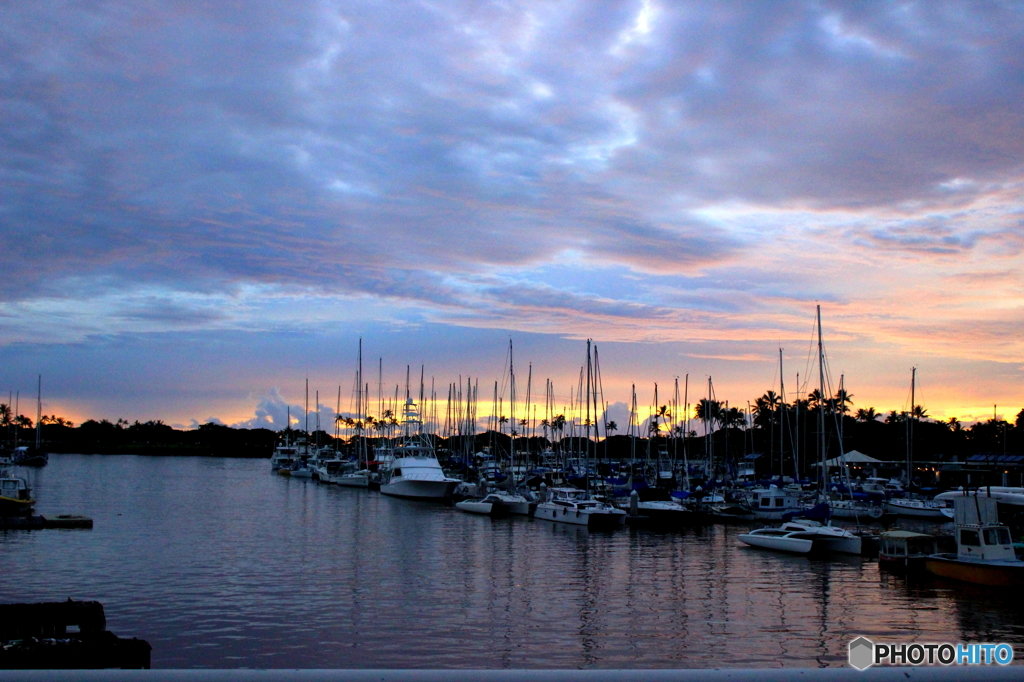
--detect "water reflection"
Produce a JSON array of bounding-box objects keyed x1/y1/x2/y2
[{"x1": 2, "y1": 456, "x2": 1022, "y2": 668}]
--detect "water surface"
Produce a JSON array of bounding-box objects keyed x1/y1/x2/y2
[{"x1": 2, "y1": 455, "x2": 1022, "y2": 668}]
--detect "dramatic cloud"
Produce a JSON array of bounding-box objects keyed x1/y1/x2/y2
[{"x1": 1, "y1": 1, "x2": 1022, "y2": 424}]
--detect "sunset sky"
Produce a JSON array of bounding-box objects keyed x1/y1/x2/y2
[{"x1": 2, "y1": 1, "x2": 1022, "y2": 431}]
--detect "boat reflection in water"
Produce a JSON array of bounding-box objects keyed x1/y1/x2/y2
[{"x1": 7, "y1": 455, "x2": 1024, "y2": 669}]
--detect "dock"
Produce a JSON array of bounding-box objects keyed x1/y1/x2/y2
[
  {"x1": 0, "y1": 515, "x2": 93, "y2": 530},
  {"x1": 0, "y1": 600, "x2": 149, "y2": 669}
]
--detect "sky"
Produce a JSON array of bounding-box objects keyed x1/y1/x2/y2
[{"x1": 1, "y1": 0, "x2": 1022, "y2": 431}]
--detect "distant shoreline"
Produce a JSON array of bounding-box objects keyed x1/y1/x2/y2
[{"x1": 45, "y1": 447, "x2": 270, "y2": 459}]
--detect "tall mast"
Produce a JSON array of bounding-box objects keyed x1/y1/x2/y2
[
  {"x1": 817, "y1": 305, "x2": 826, "y2": 491},
  {"x1": 584, "y1": 340, "x2": 593, "y2": 486},
  {"x1": 357, "y1": 339, "x2": 363, "y2": 464},
  {"x1": 907, "y1": 366, "x2": 916, "y2": 484},
  {"x1": 795, "y1": 372, "x2": 800, "y2": 481},
  {"x1": 682, "y1": 374, "x2": 689, "y2": 491},
  {"x1": 779, "y1": 348, "x2": 785, "y2": 479},
  {"x1": 35, "y1": 375, "x2": 41, "y2": 451}
]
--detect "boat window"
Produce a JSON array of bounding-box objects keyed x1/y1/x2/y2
[
  {"x1": 760, "y1": 498, "x2": 771, "y2": 507},
  {"x1": 959, "y1": 529, "x2": 980, "y2": 546},
  {"x1": 774, "y1": 499, "x2": 784, "y2": 507},
  {"x1": 983, "y1": 528, "x2": 1011, "y2": 546},
  {"x1": 392, "y1": 468, "x2": 402, "y2": 477}
]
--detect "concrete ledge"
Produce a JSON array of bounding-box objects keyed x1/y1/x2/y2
[{"x1": 0, "y1": 668, "x2": 1020, "y2": 682}]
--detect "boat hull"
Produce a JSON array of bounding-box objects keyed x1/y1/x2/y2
[
  {"x1": 738, "y1": 533, "x2": 813, "y2": 554},
  {"x1": 380, "y1": 479, "x2": 459, "y2": 501},
  {"x1": 885, "y1": 501, "x2": 948, "y2": 519},
  {"x1": 334, "y1": 474, "x2": 370, "y2": 488},
  {"x1": 455, "y1": 500, "x2": 498, "y2": 515},
  {"x1": 535, "y1": 504, "x2": 626, "y2": 529},
  {"x1": 924, "y1": 554, "x2": 1024, "y2": 586},
  {"x1": 0, "y1": 496, "x2": 35, "y2": 517}
]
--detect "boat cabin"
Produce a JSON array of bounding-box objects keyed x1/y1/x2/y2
[
  {"x1": 1, "y1": 477, "x2": 31, "y2": 501},
  {"x1": 953, "y1": 495, "x2": 1017, "y2": 561},
  {"x1": 751, "y1": 485, "x2": 804, "y2": 510}
]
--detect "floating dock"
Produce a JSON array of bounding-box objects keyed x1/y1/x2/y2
[{"x1": 0, "y1": 515, "x2": 93, "y2": 530}]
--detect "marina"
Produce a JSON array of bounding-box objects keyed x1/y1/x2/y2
[{"x1": 3, "y1": 454, "x2": 1024, "y2": 669}]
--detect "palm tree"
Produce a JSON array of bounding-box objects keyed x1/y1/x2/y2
[
  {"x1": 719, "y1": 407, "x2": 745, "y2": 429},
  {"x1": 946, "y1": 417, "x2": 962, "y2": 432},
  {"x1": 885, "y1": 410, "x2": 905, "y2": 424},
  {"x1": 14, "y1": 415, "x2": 33, "y2": 429},
  {"x1": 0, "y1": 404, "x2": 11, "y2": 428},
  {"x1": 807, "y1": 389, "x2": 823, "y2": 410},
  {"x1": 855, "y1": 407, "x2": 877, "y2": 422},
  {"x1": 694, "y1": 399, "x2": 722, "y2": 428},
  {"x1": 551, "y1": 414, "x2": 566, "y2": 437},
  {"x1": 911, "y1": 405, "x2": 928, "y2": 420},
  {"x1": 834, "y1": 389, "x2": 854, "y2": 413},
  {"x1": 605, "y1": 420, "x2": 618, "y2": 435}
]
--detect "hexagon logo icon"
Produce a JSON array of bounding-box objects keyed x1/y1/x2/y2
[{"x1": 849, "y1": 637, "x2": 874, "y2": 670}]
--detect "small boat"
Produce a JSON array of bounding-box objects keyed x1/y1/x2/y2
[
  {"x1": 737, "y1": 524, "x2": 814, "y2": 554},
  {"x1": 924, "y1": 494, "x2": 1024, "y2": 586},
  {"x1": 621, "y1": 488, "x2": 699, "y2": 527},
  {"x1": 885, "y1": 496, "x2": 950, "y2": 519},
  {"x1": 11, "y1": 446, "x2": 48, "y2": 468},
  {"x1": 456, "y1": 493, "x2": 513, "y2": 516},
  {"x1": 535, "y1": 487, "x2": 626, "y2": 529},
  {"x1": 0, "y1": 473, "x2": 34, "y2": 516},
  {"x1": 829, "y1": 497, "x2": 885, "y2": 520},
  {"x1": 749, "y1": 484, "x2": 816, "y2": 520},
  {"x1": 878, "y1": 530, "x2": 955, "y2": 574},
  {"x1": 739, "y1": 520, "x2": 867, "y2": 555}
]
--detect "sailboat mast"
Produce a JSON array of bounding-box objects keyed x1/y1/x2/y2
[
  {"x1": 35, "y1": 376, "x2": 41, "y2": 451},
  {"x1": 779, "y1": 348, "x2": 785, "y2": 479},
  {"x1": 817, "y1": 305, "x2": 826, "y2": 492},
  {"x1": 682, "y1": 374, "x2": 689, "y2": 491},
  {"x1": 908, "y1": 366, "x2": 916, "y2": 484}
]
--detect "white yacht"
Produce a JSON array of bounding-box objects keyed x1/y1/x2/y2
[
  {"x1": 379, "y1": 398, "x2": 460, "y2": 501},
  {"x1": 534, "y1": 487, "x2": 626, "y2": 529},
  {"x1": 270, "y1": 444, "x2": 299, "y2": 473}
]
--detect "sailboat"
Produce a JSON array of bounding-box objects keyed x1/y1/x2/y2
[
  {"x1": 12, "y1": 377, "x2": 48, "y2": 467},
  {"x1": 885, "y1": 368, "x2": 947, "y2": 519},
  {"x1": 741, "y1": 307, "x2": 872, "y2": 555}
]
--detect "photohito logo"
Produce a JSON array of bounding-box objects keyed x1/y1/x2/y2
[{"x1": 848, "y1": 637, "x2": 1014, "y2": 670}]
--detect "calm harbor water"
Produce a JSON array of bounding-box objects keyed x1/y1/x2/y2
[{"x1": 2, "y1": 455, "x2": 1023, "y2": 669}]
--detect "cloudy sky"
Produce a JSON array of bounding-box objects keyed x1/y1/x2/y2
[{"x1": 2, "y1": 0, "x2": 1022, "y2": 430}]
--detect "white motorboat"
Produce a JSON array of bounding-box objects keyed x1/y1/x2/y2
[
  {"x1": 379, "y1": 398, "x2": 460, "y2": 501},
  {"x1": 885, "y1": 497, "x2": 950, "y2": 519},
  {"x1": 335, "y1": 469, "x2": 372, "y2": 488},
  {"x1": 621, "y1": 489, "x2": 699, "y2": 526},
  {"x1": 534, "y1": 487, "x2": 626, "y2": 529},
  {"x1": 271, "y1": 444, "x2": 299, "y2": 472},
  {"x1": 455, "y1": 492, "x2": 525, "y2": 516},
  {"x1": 829, "y1": 497, "x2": 885, "y2": 520},
  {"x1": 739, "y1": 520, "x2": 865, "y2": 555},
  {"x1": 935, "y1": 487, "x2": 1024, "y2": 523},
  {"x1": 749, "y1": 484, "x2": 815, "y2": 520}
]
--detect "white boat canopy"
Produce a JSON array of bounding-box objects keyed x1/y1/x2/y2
[{"x1": 814, "y1": 450, "x2": 884, "y2": 467}]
